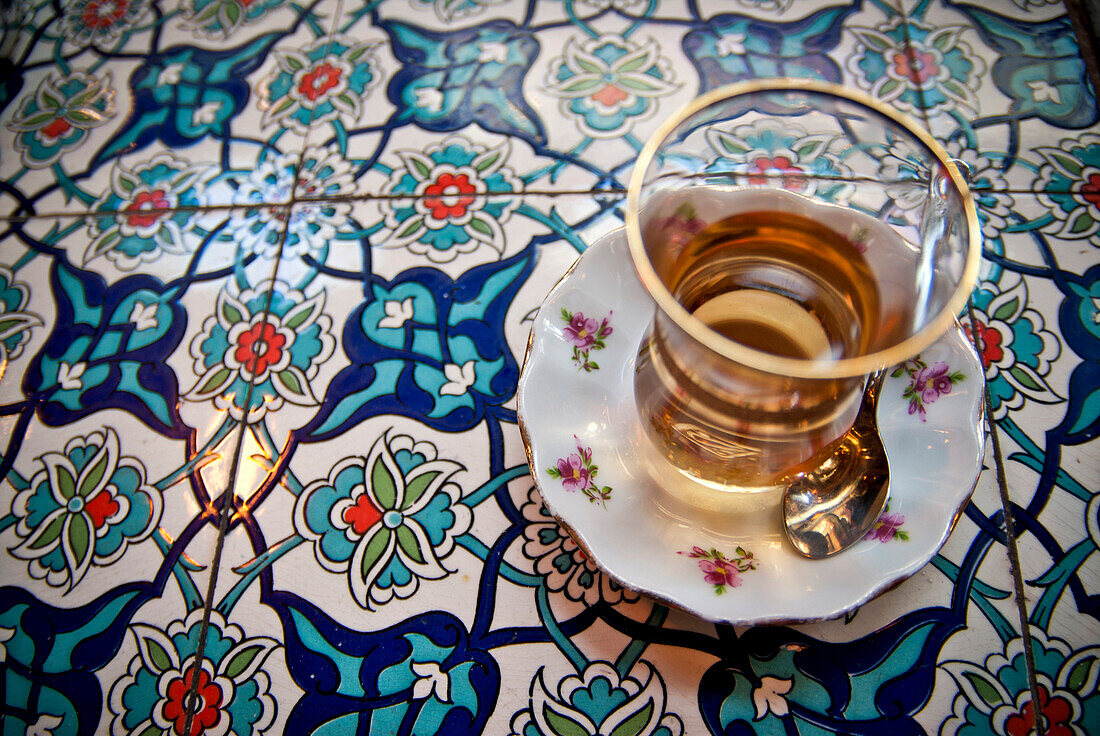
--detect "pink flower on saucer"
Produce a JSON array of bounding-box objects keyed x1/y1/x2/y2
[
  {"x1": 546, "y1": 438, "x2": 611, "y2": 507},
  {"x1": 559, "y1": 308, "x2": 613, "y2": 372},
  {"x1": 866, "y1": 506, "x2": 909, "y2": 542},
  {"x1": 564, "y1": 312, "x2": 600, "y2": 348},
  {"x1": 914, "y1": 361, "x2": 954, "y2": 403},
  {"x1": 555, "y1": 453, "x2": 590, "y2": 493},
  {"x1": 680, "y1": 545, "x2": 757, "y2": 594},
  {"x1": 699, "y1": 555, "x2": 744, "y2": 589},
  {"x1": 892, "y1": 355, "x2": 965, "y2": 421}
]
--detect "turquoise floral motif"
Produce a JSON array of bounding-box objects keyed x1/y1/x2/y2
[
  {"x1": 847, "y1": 18, "x2": 984, "y2": 117},
  {"x1": 295, "y1": 432, "x2": 472, "y2": 609},
  {"x1": 547, "y1": 438, "x2": 611, "y2": 507},
  {"x1": 0, "y1": 266, "x2": 42, "y2": 379},
  {"x1": 258, "y1": 35, "x2": 379, "y2": 134},
  {"x1": 222, "y1": 145, "x2": 354, "y2": 258},
  {"x1": 963, "y1": 279, "x2": 1062, "y2": 419},
  {"x1": 519, "y1": 486, "x2": 638, "y2": 605},
  {"x1": 183, "y1": 0, "x2": 286, "y2": 38},
  {"x1": 8, "y1": 71, "x2": 115, "y2": 169},
  {"x1": 682, "y1": 5, "x2": 852, "y2": 93},
  {"x1": 941, "y1": 630, "x2": 1100, "y2": 736},
  {"x1": 573, "y1": 0, "x2": 646, "y2": 9},
  {"x1": 306, "y1": 248, "x2": 532, "y2": 437},
  {"x1": 892, "y1": 356, "x2": 966, "y2": 422},
  {"x1": 951, "y1": 7, "x2": 1097, "y2": 129},
  {"x1": 185, "y1": 281, "x2": 335, "y2": 422},
  {"x1": 1035, "y1": 134, "x2": 1100, "y2": 240},
  {"x1": 386, "y1": 20, "x2": 543, "y2": 141},
  {"x1": 705, "y1": 120, "x2": 853, "y2": 202},
  {"x1": 679, "y1": 545, "x2": 757, "y2": 594},
  {"x1": 544, "y1": 34, "x2": 679, "y2": 139},
  {"x1": 411, "y1": 0, "x2": 506, "y2": 23},
  {"x1": 86, "y1": 153, "x2": 209, "y2": 269},
  {"x1": 59, "y1": 0, "x2": 149, "y2": 49},
  {"x1": 560, "y1": 308, "x2": 611, "y2": 372},
  {"x1": 510, "y1": 662, "x2": 683, "y2": 736},
  {"x1": 109, "y1": 609, "x2": 278, "y2": 736},
  {"x1": 880, "y1": 138, "x2": 1013, "y2": 238},
  {"x1": 380, "y1": 135, "x2": 522, "y2": 262},
  {"x1": 9, "y1": 427, "x2": 162, "y2": 590}
]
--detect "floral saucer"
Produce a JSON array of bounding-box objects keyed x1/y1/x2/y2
[{"x1": 517, "y1": 229, "x2": 986, "y2": 625}]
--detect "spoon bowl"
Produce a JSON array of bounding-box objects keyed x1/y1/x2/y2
[{"x1": 783, "y1": 369, "x2": 891, "y2": 558}]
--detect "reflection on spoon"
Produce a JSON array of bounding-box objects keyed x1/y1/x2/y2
[{"x1": 782, "y1": 369, "x2": 890, "y2": 559}]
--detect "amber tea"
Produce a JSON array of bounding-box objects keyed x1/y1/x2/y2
[
  {"x1": 634, "y1": 199, "x2": 906, "y2": 489},
  {"x1": 626, "y1": 81, "x2": 980, "y2": 498}
]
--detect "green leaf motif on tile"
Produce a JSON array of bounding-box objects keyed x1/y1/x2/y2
[
  {"x1": 140, "y1": 635, "x2": 174, "y2": 673},
  {"x1": 371, "y1": 455, "x2": 398, "y2": 509},
  {"x1": 609, "y1": 702, "x2": 654, "y2": 736},
  {"x1": 543, "y1": 705, "x2": 590, "y2": 736},
  {"x1": 963, "y1": 671, "x2": 1005, "y2": 709},
  {"x1": 224, "y1": 643, "x2": 268, "y2": 679}
]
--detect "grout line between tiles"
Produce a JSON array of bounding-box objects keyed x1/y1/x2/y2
[
  {"x1": 966, "y1": 298, "x2": 1047, "y2": 736},
  {"x1": 180, "y1": 204, "x2": 292, "y2": 733},
  {"x1": 895, "y1": 1, "x2": 936, "y2": 137},
  {"x1": 2, "y1": 185, "x2": 1077, "y2": 225}
]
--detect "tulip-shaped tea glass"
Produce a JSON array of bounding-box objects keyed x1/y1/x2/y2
[{"x1": 626, "y1": 80, "x2": 981, "y2": 497}]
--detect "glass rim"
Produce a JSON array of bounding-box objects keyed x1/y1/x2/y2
[{"x1": 624, "y1": 78, "x2": 983, "y2": 380}]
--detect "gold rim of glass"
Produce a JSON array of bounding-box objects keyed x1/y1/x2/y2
[{"x1": 624, "y1": 78, "x2": 982, "y2": 380}]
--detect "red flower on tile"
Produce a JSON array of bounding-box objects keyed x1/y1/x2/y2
[
  {"x1": 41, "y1": 117, "x2": 73, "y2": 139},
  {"x1": 163, "y1": 665, "x2": 224, "y2": 736},
  {"x1": 84, "y1": 490, "x2": 121, "y2": 529},
  {"x1": 234, "y1": 321, "x2": 287, "y2": 376},
  {"x1": 423, "y1": 172, "x2": 477, "y2": 220},
  {"x1": 80, "y1": 0, "x2": 130, "y2": 30},
  {"x1": 966, "y1": 320, "x2": 1004, "y2": 367},
  {"x1": 1005, "y1": 685, "x2": 1074, "y2": 736},
  {"x1": 892, "y1": 48, "x2": 940, "y2": 85},
  {"x1": 591, "y1": 84, "x2": 628, "y2": 107},
  {"x1": 1082, "y1": 172, "x2": 1100, "y2": 208},
  {"x1": 342, "y1": 493, "x2": 383, "y2": 535},
  {"x1": 749, "y1": 155, "x2": 806, "y2": 190},
  {"x1": 124, "y1": 189, "x2": 171, "y2": 229},
  {"x1": 298, "y1": 62, "x2": 343, "y2": 102}
]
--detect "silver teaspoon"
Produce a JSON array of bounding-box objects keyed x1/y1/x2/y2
[{"x1": 782, "y1": 369, "x2": 890, "y2": 559}]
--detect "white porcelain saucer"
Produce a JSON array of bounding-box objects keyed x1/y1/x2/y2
[{"x1": 517, "y1": 229, "x2": 986, "y2": 625}]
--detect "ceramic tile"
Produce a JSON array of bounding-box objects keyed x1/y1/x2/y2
[
  {"x1": 0, "y1": 0, "x2": 344, "y2": 217},
  {"x1": 0, "y1": 229, "x2": 264, "y2": 733},
  {"x1": 0, "y1": 203, "x2": 292, "y2": 731},
  {"x1": 904, "y1": 0, "x2": 1100, "y2": 189},
  {"x1": 519, "y1": 1, "x2": 908, "y2": 190},
  {"x1": 993, "y1": 459, "x2": 1100, "y2": 736},
  {"x1": 2, "y1": 0, "x2": 1099, "y2": 733}
]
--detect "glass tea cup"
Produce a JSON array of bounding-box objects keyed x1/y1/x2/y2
[{"x1": 625, "y1": 80, "x2": 981, "y2": 499}]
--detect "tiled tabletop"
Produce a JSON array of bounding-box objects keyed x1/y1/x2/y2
[{"x1": 1, "y1": 0, "x2": 1098, "y2": 733}]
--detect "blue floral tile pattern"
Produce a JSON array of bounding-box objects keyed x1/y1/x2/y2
[{"x1": 0, "y1": 0, "x2": 1098, "y2": 734}]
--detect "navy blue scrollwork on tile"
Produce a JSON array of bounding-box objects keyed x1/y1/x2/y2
[
  {"x1": 683, "y1": 4, "x2": 856, "y2": 93},
  {"x1": 383, "y1": 19, "x2": 544, "y2": 144},
  {"x1": 93, "y1": 34, "x2": 282, "y2": 166},
  {"x1": 699, "y1": 609, "x2": 958, "y2": 734},
  {"x1": 301, "y1": 246, "x2": 534, "y2": 439},
  {"x1": 274, "y1": 593, "x2": 498, "y2": 734},
  {"x1": 24, "y1": 262, "x2": 188, "y2": 437},
  {"x1": 949, "y1": 4, "x2": 1098, "y2": 129}
]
